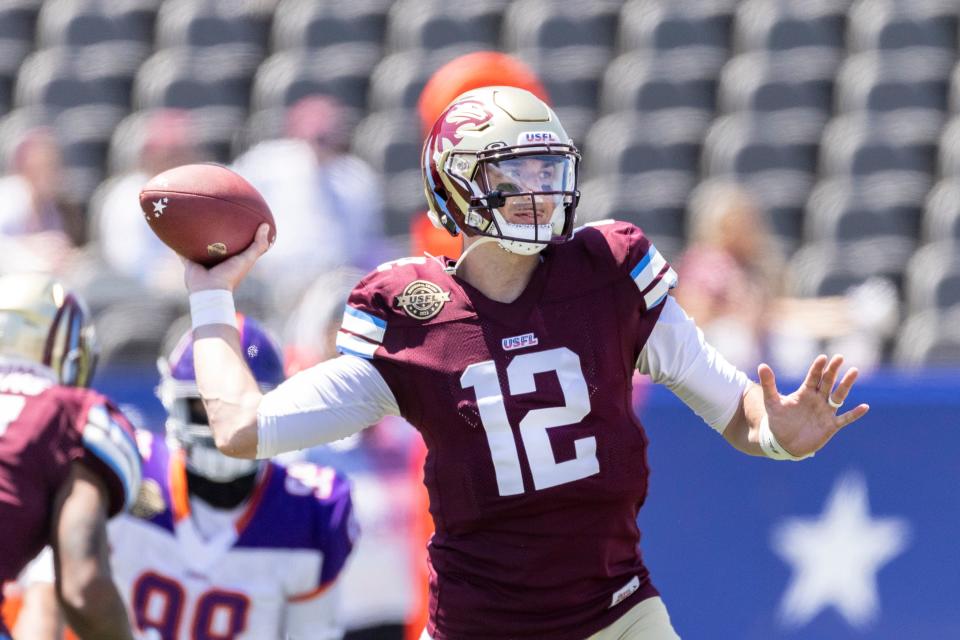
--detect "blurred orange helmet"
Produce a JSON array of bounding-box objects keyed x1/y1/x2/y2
[{"x1": 417, "y1": 51, "x2": 550, "y2": 132}]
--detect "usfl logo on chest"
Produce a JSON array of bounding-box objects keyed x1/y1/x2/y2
[{"x1": 501, "y1": 332, "x2": 539, "y2": 351}]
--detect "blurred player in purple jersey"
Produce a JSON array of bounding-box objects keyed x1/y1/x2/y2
[
  {"x1": 0, "y1": 273, "x2": 141, "y2": 640},
  {"x1": 14, "y1": 315, "x2": 356, "y2": 640},
  {"x1": 180, "y1": 87, "x2": 870, "y2": 639}
]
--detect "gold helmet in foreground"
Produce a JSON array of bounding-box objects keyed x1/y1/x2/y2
[{"x1": 0, "y1": 273, "x2": 98, "y2": 387}]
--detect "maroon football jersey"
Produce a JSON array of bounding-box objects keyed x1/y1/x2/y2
[
  {"x1": 337, "y1": 221, "x2": 678, "y2": 639},
  {"x1": 0, "y1": 363, "x2": 141, "y2": 609}
]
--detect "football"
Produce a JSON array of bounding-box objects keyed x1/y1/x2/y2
[{"x1": 139, "y1": 163, "x2": 276, "y2": 267}]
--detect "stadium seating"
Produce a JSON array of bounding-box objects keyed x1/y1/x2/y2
[
  {"x1": 733, "y1": 0, "x2": 848, "y2": 54},
  {"x1": 922, "y1": 178, "x2": 960, "y2": 243},
  {"x1": 155, "y1": 0, "x2": 268, "y2": 55},
  {"x1": 271, "y1": 0, "x2": 390, "y2": 51},
  {"x1": 385, "y1": 0, "x2": 504, "y2": 52},
  {"x1": 600, "y1": 51, "x2": 719, "y2": 119},
  {"x1": 718, "y1": 50, "x2": 835, "y2": 121},
  {"x1": 36, "y1": 0, "x2": 156, "y2": 53},
  {"x1": 894, "y1": 307, "x2": 960, "y2": 366},
  {"x1": 351, "y1": 109, "x2": 423, "y2": 232},
  {"x1": 3, "y1": 0, "x2": 960, "y2": 365},
  {"x1": 904, "y1": 240, "x2": 960, "y2": 313},
  {"x1": 502, "y1": 0, "x2": 620, "y2": 54},
  {"x1": 0, "y1": 0, "x2": 43, "y2": 112},
  {"x1": 702, "y1": 113, "x2": 819, "y2": 250},
  {"x1": 252, "y1": 46, "x2": 380, "y2": 113},
  {"x1": 618, "y1": 0, "x2": 733, "y2": 67}
]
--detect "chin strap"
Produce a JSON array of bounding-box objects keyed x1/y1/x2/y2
[{"x1": 443, "y1": 236, "x2": 500, "y2": 275}]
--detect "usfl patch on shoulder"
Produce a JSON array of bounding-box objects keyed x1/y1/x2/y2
[{"x1": 394, "y1": 280, "x2": 451, "y2": 320}]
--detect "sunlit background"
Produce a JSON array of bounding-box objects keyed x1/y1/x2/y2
[{"x1": 1, "y1": 1, "x2": 958, "y2": 639}]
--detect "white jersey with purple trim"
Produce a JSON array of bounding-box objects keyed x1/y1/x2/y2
[{"x1": 107, "y1": 430, "x2": 356, "y2": 640}]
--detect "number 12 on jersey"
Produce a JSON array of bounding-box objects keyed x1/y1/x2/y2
[{"x1": 461, "y1": 347, "x2": 598, "y2": 497}]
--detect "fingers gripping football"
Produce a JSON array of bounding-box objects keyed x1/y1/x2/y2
[
  {"x1": 758, "y1": 355, "x2": 870, "y2": 458},
  {"x1": 183, "y1": 224, "x2": 272, "y2": 293}
]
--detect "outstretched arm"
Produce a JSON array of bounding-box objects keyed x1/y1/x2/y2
[
  {"x1": 50, "y1": 463, "x2": 133, "y2": 640},
  {"x1": 723, "y1": 355, "x2": 870, "y2": 459}
]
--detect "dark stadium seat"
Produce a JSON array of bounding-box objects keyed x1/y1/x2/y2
[
  {"x1": 804, "y1": 178, "x2": 922, "y2": 248},
  {"x1": 894, "y1": 308, "x2": 960, "y2": 366},
  {"x1": 368, "y1": 46, "x2": 486, "y2": 112},
  {"x1": 14, "y1": 46, "x2": 139, "y2": 110},
  {"x1": 905, "y1": 241, "x2": 960, "y2": 314},
  {"x1": 847, "y1": 0, "x2": 957, "y2": 54},
  {"x1": 134, "y1": 47, "x2": 256, "y2": 111},
  {"x1": 351, "y1": 109, "x2": 423, "y2": 232},
  {"x1": 155, "y1": 0, "x2": 267, "y2": 55},
  {"x1": 385, "y1": 0, "x2": 503, "y2": 52},
  {"x1": 57, "y1": 104, "x2": 127, "y2": 204},
  {"x1": 502, "y1": 0, "x2": 620, "y2": 53},
  {"x1": 936, "y1": 115, "x2": 960, "y2": 175},
  {"x1": 702, "y1": 113, "x2": 820, "y2": 249},
  {"x1": 0, "y1": 0, "x2": 41, "y2": 75},
  {"x1": 787, "y1": 239, "x2": 914, "y2": 298},
  {"x1": 733, "y1": 0, "x2": 848, "y2": 54},
  {"x1": 922, "y1": 179, "x2": 960, "y2": 243},
  {"x1": 584, "y1": 111, "x2": 704, "y2": 180},
  {"x1": 133, "y1": 48, "x2": 259, "y2": 161},
  {"x1": 618, "y1": 0, "x2": 732, "y2": 66},
  {"x1": 271, "y1": 0, "x2": 391, "y2": 51},
  {"x1": 835, "y1": 51, "x2": 949, "y2": 124},
  {"x1": 577, "y1": 176, "x2": 688, "y2": 261},
  {"x1": 36, "y1": 0, "x2": 156, "y2": 53},
  {"x1": 599, "y1": 51, "x2": 718, "y2": 117},
  {"x1": 718, "y1": 50, "x2": 834, "y2": 121},
  {"x1": 251, "y1": 46, "x2": 380, "y2": 113},
  {"x1": 819, "y1": 114, "x2": 936, "y2": 187}
]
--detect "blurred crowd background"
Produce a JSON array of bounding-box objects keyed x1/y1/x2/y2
[
  {"x1": 2, "y1": 0, "x2": 960, "y2": 372},
  {"x1": 2, "y1": 1, "x2": 960, "y2": 638}
]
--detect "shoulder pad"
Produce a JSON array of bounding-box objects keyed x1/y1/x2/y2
[
  {"x1": 82, "y1": 400, "x2": 143, "y2": 514},
  {"x1": 572, "y1": 220, "x2": 678, "y2": 311}
]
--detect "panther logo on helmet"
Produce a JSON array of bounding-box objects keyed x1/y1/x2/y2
[{"x1": 431, "y1": 99, "x2": 494, "y2": 155}]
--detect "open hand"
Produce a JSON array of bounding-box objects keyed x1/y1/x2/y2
[
  {"x1": 183, "y1": 223, "x2": 271, "y2": 293},
  {"x1": 758, "y1": 354, "x2": 870, "y2": 458}
]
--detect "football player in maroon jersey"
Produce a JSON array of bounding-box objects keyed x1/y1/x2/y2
[
  {"x1": 181, "y1": 87, "x2": 870, "y2": 639},
  {"x1": 0, "y1": 274, "x2": 141, "y2": 640}
]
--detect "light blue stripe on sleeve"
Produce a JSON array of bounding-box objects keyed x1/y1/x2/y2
[
  {"x1": 631, "y1": 246, "x2": 667, "y2": 294},
  {"x1": 341, "y1": 305, "x2": 386, "y2": 343},
  {"x1": 643, "y1": 267, "x2": 678, "y2": 310},
  {"x1": 336, "y1": 330, "x2": 378, "y2": 359}
]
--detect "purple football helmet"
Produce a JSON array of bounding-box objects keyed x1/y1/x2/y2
[{"x1": 157, "y1": 315, "x2": 284, "y2": 482}]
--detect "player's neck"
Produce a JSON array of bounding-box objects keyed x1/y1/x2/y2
[{"x1": 457, "y1": 240, "x2": 540, "y2": 304}]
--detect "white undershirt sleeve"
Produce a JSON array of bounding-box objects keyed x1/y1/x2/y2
[
  {"x1": 256, "y1": 355, "x2": 400, "y2": 459},
  {"x1": 637, "y1": 296, "x2": 750, "y2": 433}
]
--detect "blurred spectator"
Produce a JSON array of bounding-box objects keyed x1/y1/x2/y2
[
  {"x1": 411, "y1": 51, "x2": 551, "y2": 260},
  {"x1": 675, "y1": 180, "x2": 898, "y2": 376},
  {"x1": 0, "y1": 128, "x2": 77, "y2": 273},
  {"x1": 93, "y1": 109, "x2": 202, "y2": 290},
  {"x1": 674, "y1": 181, "x2": 785, "y2": 371},
  {"x1": 281, "y1": 269, "x2": 427, "y2": 640},
  {"x1": 234, "y1": 95, "x2": 388, "y2": 311}
]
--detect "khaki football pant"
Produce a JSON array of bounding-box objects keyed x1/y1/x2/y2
[
  {"x1": 586, "y1": 597, "x2": 681, "y2": 640},
  {"x1": 418, "y1": 596, "x2": 681, "y2": 640}
]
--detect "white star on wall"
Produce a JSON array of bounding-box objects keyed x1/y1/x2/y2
[{"x1": 771, "y1": 471, "x2": 911, "y2": 629}]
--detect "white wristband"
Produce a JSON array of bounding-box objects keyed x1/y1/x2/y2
[
  {"x1": 189, "y1": 290, "x2": 237, "y2": 330},
  {"x1": 758, "y1": 415, "x2": 811, "y2": 461}
]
